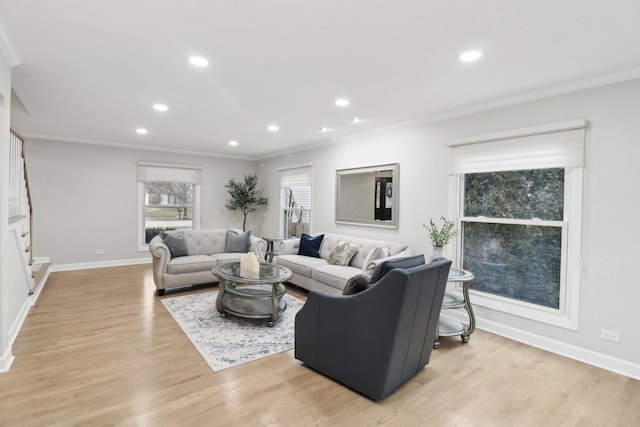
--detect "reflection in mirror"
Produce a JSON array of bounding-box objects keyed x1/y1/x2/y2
[{"x1": 336, "y1": 163, "x2": 399, "y2": 228}]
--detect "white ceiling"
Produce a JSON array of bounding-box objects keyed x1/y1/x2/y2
[{"x1": 2, "y1": 0, "x2": 640, "y2": 160}]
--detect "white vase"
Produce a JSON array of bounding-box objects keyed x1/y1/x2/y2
[{"x1": 430, "y1": 246, "x2": 446, "y2": 261}]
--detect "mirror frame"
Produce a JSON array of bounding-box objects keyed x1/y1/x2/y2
[{"x1": 335, "y1": 163, "x2": 399, "y2": 228}]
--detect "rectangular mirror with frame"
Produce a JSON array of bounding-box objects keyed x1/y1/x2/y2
[{"x1": 335, "y1": 163, "x2": 399, "y2": 228}]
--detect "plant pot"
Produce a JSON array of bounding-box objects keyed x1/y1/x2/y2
[{"x1": 430, "y1": 246, "x2": 446, "y2": 261}]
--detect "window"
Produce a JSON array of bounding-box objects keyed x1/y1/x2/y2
[
  {"x1": 278, "y1": 164, "x2": 312, "y2": 238},
  {"x1": 137, "y1": 162, "x2": 202, "y2": 250},
  {"x1": 448, "y1": 119, "x2": 587, "y2": 329}
]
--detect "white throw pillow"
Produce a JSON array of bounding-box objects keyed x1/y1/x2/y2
[{"x1": 362, "y1": 246, "x2": 389, "y2": 271}]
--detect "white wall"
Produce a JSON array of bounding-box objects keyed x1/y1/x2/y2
[
  {"x1": 0, "y1": 46, "x2": 16, "y2": 370},
  {"x1": 258, "y1": 78, "x2": 640, "y2": 376},
  {"x1": 24, "y1": 140, "x2": 258, "y2": 266}
]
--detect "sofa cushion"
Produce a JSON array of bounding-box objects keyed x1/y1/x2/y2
[
  {"x1": 342, "y1": 274, "x2": 370, "y2": 295},
  {"x1": 369, "y1": 255, "x2": 426, "y2": 283},
  {"x1": 161, "y1": 230, "x2": 189, "y2": 258},
  {"x1": 166, "y1": 255, "x2": 216, "y2": 274},
  {"x1": 327, "y1": 242, "x2": 359, "y2": 266},
  {"x1": 225, "y1": 229, "x2": 251, "y2": 253},
  {"x1": 277, "y1": 254, "x2": 328, "y2": 277},
  {"x1": 319, "y1": 233, "x2": 406, "y2": 269},
  {"x1": 312, "y1": 264, "x2": 362, "y2": 290},
  {"x1": 182, "y1": 229, "x2": 227, "y2": 256},
  {"x1": 298, "y1": 233, "x2": 324, "y2": 258},
  {"x1": 211, "y1": 253, "x2": 246, "y2": 264}
]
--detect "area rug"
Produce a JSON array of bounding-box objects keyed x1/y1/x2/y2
[{"x1": 161, "y1": 290, "x2": 305, "y2": 372}]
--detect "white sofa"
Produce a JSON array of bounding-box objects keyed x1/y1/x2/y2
[
  {"x1": 275, "y1": 232, "x2": 413, "y2": 294},
  {"x1": 149, "y1": 229, "x2": 266, "y2": 295}
]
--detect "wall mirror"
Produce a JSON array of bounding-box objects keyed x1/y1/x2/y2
[{"x1": 335, "y1": 163, "x2": 399, "y2": 228}]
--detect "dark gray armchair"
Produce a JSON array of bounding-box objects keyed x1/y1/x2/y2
[{"x1": 294, "y1": 258, "x2": 452, "y2": 400}]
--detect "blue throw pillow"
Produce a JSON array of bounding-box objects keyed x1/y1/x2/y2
[
  {"x1": 161, "y1": 230, "x2": 189, "y2": 258},
  {"x1": 368, "y1": 254, "x2": 425, "y2": 283},
  {"x1": 298, "y1": 233, "x2": 324, "y2": 258}
]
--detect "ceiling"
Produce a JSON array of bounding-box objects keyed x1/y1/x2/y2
[{"x1": 2, "y1": 0, "x2": 640, "y2": 160}]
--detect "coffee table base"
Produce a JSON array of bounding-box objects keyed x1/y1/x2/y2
[{"x1": 216, "y1": 283, "x2": 287, "y2": 327}]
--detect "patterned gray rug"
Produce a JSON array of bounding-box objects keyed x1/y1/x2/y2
[{"x1": 162, "y1": 290, "x2": 305, "y2": 372}]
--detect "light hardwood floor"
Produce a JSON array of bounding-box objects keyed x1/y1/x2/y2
[{"x1": 1, "y1": 264, "x2": 638, "y2": 426}]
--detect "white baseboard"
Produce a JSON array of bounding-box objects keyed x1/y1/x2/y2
[
  {"x1": 3, "y1": 296, "x2": 32, "y2": 372},
  {"x1": 443, "y1": 311, "x2": 640, "y2": 380},
  {"x1": 51, "y1": 256, "x2": 152, "y2": 272},
  {"x1": 0, "y1": 348, "x2": 15, "y2": 373}
]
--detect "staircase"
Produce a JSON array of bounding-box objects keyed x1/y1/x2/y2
[{"x1": 8, "y1": 130, "x2": 49, "y2": 296}]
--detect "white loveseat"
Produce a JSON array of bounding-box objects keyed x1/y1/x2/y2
[
  {"x1": 149, "y1": 229, "x2": 266, "y2": 295},
  {"x1": 275, "y1": 232, "x2": 413, "y2": 294}
]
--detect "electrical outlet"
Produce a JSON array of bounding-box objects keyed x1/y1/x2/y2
[
  {"x1": 600, "y1": 329, "x2": 620, "y2": 342},
  {"x1": 96, "y1": 249, "x2": 105, "y2": 255}
]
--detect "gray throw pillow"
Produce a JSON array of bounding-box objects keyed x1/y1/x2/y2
[
  {"x1": 368, "y1": 254, "x2": 426, "y2": 283},
  {"x1": 342, "y1": 274, "x2": 370, "y2": 295},
  {"x1": 226, "y1": 230, "x2": 251, "y2": 253},
  {"x1": 161, "y1": 230, "x2": 189, "y2": 258}
]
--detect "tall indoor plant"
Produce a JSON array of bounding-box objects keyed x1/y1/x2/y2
[{"x1": 224, "y1": 174, "x2": 268, "y2": 232}]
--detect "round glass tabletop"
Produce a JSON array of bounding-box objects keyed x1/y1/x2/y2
[{"x1": 214, "y1": 262, "x2": 293, "y2": 283}]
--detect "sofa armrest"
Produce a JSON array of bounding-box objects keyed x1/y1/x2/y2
[
  {"x1": 249, "y1": 236, "x2": 267, "y2": 262},
  {"x1": 365, "y1": 247, "x2": 415, "y2": 271},
  {"x1": 149, "y1": 235, "x2": 171, "y2": 289},
  {"x1": 278, "y1": 238, "x2": 300, "y2": 255}
]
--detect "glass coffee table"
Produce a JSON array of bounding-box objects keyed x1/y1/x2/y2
[{"x1": 212, "y1": 262, "x2": 293, "y2": 326}]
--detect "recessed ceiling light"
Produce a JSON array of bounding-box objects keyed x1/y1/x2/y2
[
  {"x1": 319, "y1": 126, "x2": 331, "y2": 132},
  {"x1": 268, "y1": 124, "x2": 279, "y2": 132},
  {"x1": 229, "y1": 140, "x2": 238, "y2": 146},
  {"x1": 459, "y1": 50, "x2": 482, "y2": 62},
  {"x1": 153, "y1": 103, "x2": 169, "y2": 112},
  {"x1": 335, "y1": 98, "x2": 350, "y2": 107},
  {"x1": 351, "y1": 117, "x2": 362, "y2": 124},
  {"x1": 136, "y1": 128, "x2": 148, "y2": 134},
  {"x1": 189, "y1": 56, "x2": 209, "y2": 67}
]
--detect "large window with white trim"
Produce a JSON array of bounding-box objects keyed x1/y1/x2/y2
[
  {"x1": 137, "y1": 162, "x2": 202, "y2": 249},
  {"x1": 449, "y1": 120, "x2": 586, "y2": 329}
]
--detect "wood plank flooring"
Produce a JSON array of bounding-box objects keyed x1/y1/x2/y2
[{"x1": 1, "y1": 264, "x2": 639, "y2": 426}]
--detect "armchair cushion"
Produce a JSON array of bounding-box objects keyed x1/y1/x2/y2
[
  {"x1": 369, "y1": 254, "x2": 425, "y2": 283},
  {"x1": 161, "y1": 230, "x2": 189, "y2": 258},
  {"x1": 225, "y1": 229, "x2": 251, "y2": 253},
  {"x1": 298, "y1": 233, "x2": 324, "y2": 258}
]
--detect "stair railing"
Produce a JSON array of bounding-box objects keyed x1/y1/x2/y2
[{"x1": 9, "y1": 129, "x2": 33, "y2": 262}]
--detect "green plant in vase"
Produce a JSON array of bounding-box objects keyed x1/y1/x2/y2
[{"x1": 423, "y1": 216, "x2": 457, "y2": 260}]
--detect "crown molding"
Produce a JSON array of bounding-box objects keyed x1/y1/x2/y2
[
  {"x1": 0, "y1": 16, "x2": 22, "y2": 66},
  {"x1": 21, "y1": 133, "x2": 256, "y2": 161}
]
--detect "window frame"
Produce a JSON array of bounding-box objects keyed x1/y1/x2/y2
[
  {"x1": 277, "y1": 163, "x2": 313, "y2": 237},
  {"x1": 448, "y1": 121, "x2": 586, "y2": 330},
  {"x1": 137, "y1": 162, "x2": 202, "y2": 251}
]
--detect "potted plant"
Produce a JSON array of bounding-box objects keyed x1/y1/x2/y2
[
  {"x1": 225, "y1": 174, "x2": 268, "y2": 232},
  {"x1": 423, "y1": 216, "x2": 457, "y2": 260}
]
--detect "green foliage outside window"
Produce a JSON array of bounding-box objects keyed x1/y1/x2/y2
[{"x1": 463, "y1": 168, "x2": 564, "y2": 309}]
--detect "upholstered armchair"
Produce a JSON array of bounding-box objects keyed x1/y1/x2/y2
[{"x1": 294, "y1": 258, "x2": 452, "y2": 400}]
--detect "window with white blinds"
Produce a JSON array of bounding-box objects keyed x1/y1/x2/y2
[{"x1": 278, "y1": 164, "x2": 313, "y2": 238}]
